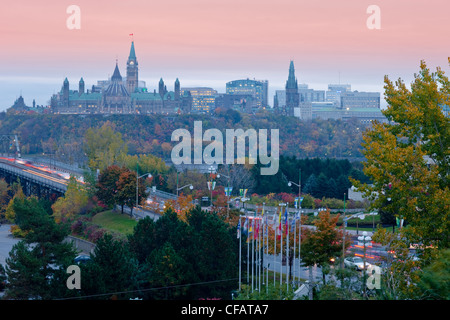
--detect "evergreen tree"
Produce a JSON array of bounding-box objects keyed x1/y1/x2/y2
[{"x1": 5, "y1": 197, "x2": 77, "y2": 299}]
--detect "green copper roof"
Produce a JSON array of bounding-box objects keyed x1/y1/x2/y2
[
  {"x1": 129, "y1": 41, "x2": 136, "y2": 60},
  {"x1": 131, "y1": 91, "x2": 163, "y2": 101},
  {"x1": 69, "y1": 91, "x2": 102, "y2": 101}
]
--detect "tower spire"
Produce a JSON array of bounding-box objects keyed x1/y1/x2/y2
[{"x1": 129, "y1": 40, "x2": 136, "y2": 61}]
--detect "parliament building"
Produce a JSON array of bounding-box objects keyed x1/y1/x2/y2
[{"x1": 50, "y1": 41, "x2": 192, "y2": 114}]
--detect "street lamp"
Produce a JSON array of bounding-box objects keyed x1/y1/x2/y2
[
  {"x1": 177, "y1": 183, "x2": 194, "y2": 197},
  {"x1": 218, "y1": 172, "x2": 232, "y2": 217},
  {"x1": 207, "y1": 166, "x2": 217, "y2": 210},
  {"x1": 136, "y1": 172, "x2": 152, "y2": 209},
  {"x1": 358, "y1": 231, "x2": 372, "y2": 299}
]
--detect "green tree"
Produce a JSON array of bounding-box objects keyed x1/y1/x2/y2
[
  {"x1": 79, "y1": 233, "x2": 140, "y2": 299},
  {"x1": 4, "y1": 197, "x2": 77, "y2": 299},
  {"x1": 417, "y1": 248, "x2": 450, "y2": 300},
  {"x1": 147, "y1": 242, "x2": 190, "y2": 299}
]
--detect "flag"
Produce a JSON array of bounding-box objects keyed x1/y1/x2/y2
[
  {"x1": 276, "y1": 209, "x2": 282, "y2": 238},
  {"x1": 237, "y1": 220, "x2": 241, "y2": 239},
  {"x1": 243, "y1": 217, "x2": 249, "y2": 234},
  {"x1": 284, "y1": 208, "x2": 288, "y2": 235}
]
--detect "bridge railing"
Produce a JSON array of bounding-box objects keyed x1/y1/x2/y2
[{"x1": 0, "y1": 161, "x2": 67, "y2": 193}]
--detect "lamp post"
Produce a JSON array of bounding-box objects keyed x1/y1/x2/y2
[
  {"x1": 177, "y1": 183, "x2": 194, "y2": 196},
  {"x1": 218, "y1": 172, "x2": 231, "y2": 218},
  {"x1": 358, "y1": 231, "x2": 372, "y2": 299},
  {"x1": 176, "y1": 170, "x2": 194, "y2": 197},
  {"x1": 136, "y1": 172, "x2": 152, "y2": 209},
  {"x1": 207, "y1": 166, "x2": 217, "y2": 210},
  {"x1": 288, "y1": 168, "x2": 302, "y2": 288}
]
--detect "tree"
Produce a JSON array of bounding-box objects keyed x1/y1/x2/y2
[
  {"x1": 0, "y1": 178, "x2": 11, "y2": 217},
  {"x1": 352, "y1": 60, "x2": 450, "y2": 249},
  {"x1": 84, "y1": 121, "x2": 128, "y2": 172},
  {"x1": 78, "y1": 233, "x2": 140, "y2": 299},
  {"x1": 127, "y1": 207, "x2": 238, "y2": 299},
  {"x1": 96, "y1": 165, "x2": 147, "y2": 214},
  {"x1": 115, "y1": 168, "x2": 147, "y2": 215},
  {"x1": 4, "y1": 182, "x2": 27, "y2": 237},
  {"x1": 301, "y1": 210, "x2": 349, "y2": 286},
  {"x1": 417, "y1": 248, "x2": 450, "y2": 300},
  {"x1": 4, "y1": 197, "x2": 77, "y2": 299},
  {"x1": 147, "y1": 242, "x2": 190, "y2": 299},
  {"x1": 96, "y1": 165, "x2": 123, "y2": 208},
  {"x1": 52, "y1": 176, "x2": 89, "y2": 223},
  {"x1": 371, "y1": 228, "x2": 423, "y2": 299}
]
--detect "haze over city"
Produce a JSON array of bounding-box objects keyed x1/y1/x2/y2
[{"x1": 1, "y1": 0, "x2": 449, "y2": 111}]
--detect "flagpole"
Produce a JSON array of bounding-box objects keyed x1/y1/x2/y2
[
  {"x1": 239, "y1": 216, "x2": 242, "y2": 292},
  {"x1": 247, "y1": 216, "x2": 250, "y2": 287},
  {"x1": 298, "y1": 170, "x2": 302, "y2": 287},
  {"x1": 293, "y1": 200, "x2": 297, "y2": 286},
  {"x1": 274, "y1": 211, "x2": 277, "y2": 287},
  {"x1": 287, "y1": 204, "x2": 290, "y2": 292},
  {"x1": 280, "y1": 206, "x2": 283, "y2": 291},
  {"x1": 266, "y1": 212, "x2": 269, "y2": 295},
  {"x1": 252, "y1": 214, "x2": 255, "y2": 293}
]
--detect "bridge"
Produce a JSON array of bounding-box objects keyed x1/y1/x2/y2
[{"x1": 0, "y1": 157, "x2": 70, "y2": 199}]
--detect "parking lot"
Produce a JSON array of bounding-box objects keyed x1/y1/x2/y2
[{"x1": 0, "y1": 224, "x2": 20, "y2": 267}]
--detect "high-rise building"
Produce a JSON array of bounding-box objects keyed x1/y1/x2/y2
[
  {"x1": 226, "y1": 79, "x2": 268, "y2": 111},
  {"x1": 181, "y1": 87, "x2": 217, "y2": 114}
]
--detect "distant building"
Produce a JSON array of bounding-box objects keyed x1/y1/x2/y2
[
  {"x1": 50, "y1": 41, "x2": 192, "y2": 114},
  {"x1": 299, "y1": 84, "x2": 325, "y2": 103},
  {"x1": 181, "y1": 87, "x2": 217, "y2": 114},
  {"x1": 340, "y1": 91, "x2": 380, "y2": 109},
  {"x1": 326, "y1": 84, "x2": 351, "y2": 104},
  {"x1": 7, "y1": 95, "x2": 30, "y2": 114},
  {"x1": 214, "y1": 93, "x2": 255, "y2": 113},
  {"x1": 226, "y1": 79, "x2": 268, "y2": 111}
]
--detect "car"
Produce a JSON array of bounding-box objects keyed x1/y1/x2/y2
[
  {"x1": 344, "y1": 256, "x2": 372, "y2": 271},
  {"x1": 74, "y1": 254, "x2": 91, "y2": 264}
]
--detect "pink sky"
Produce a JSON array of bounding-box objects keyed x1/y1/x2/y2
[{"x1": 0, "y1": 0, "x2": 449, "y2": 109}]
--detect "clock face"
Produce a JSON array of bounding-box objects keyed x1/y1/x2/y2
[{"x1": 130, "y1": 61, "x2": 134, "y2": 65}]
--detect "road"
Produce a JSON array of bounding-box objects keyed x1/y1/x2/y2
[{"x1": 0, "y1": 224, "x2": 20, "y2": 267}]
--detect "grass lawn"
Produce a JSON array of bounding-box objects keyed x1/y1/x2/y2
[{"x1": 91, "y1": 210, "x2": 138, "y2": 235}]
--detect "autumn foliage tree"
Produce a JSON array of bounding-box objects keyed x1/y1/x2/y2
[
  {"x1": 352, "y1": 59, "x2": 450, "y2": 249},
  {"x1": 96, "y1": 165, "x2": 147, "y2": 215},
  {"x1": 301, "y1": 209, "x2": 350, "y2": 285}
]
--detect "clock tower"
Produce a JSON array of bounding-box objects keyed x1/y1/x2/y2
[{"x1": 126, "y1": 41, "x2": 139, "y2": 94}]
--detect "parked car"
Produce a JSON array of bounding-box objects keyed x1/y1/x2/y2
[
  {"x1": 344, "y1": 256, "x2": 372, "y2": 271},
  {"x1": 74, "y1": 254, "x2": 91, "y2": 264}
]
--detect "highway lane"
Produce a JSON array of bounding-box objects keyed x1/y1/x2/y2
[{"x1": 0, "y1": 158, "x2": 69, "y2": 188}]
